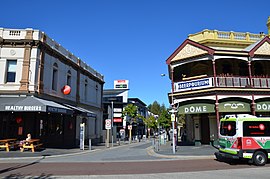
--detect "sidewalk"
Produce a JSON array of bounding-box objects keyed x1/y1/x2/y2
[{"x1": 150, "y1": 140, "x2": 217, "y2": 159}]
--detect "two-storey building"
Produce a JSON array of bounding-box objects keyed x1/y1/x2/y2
[
  {"x1": 166, "y1": 17, "x2": 270, "y2": 145},
  {"x1": 0, "y1": 28, "x2": 104, "y2": 148}
]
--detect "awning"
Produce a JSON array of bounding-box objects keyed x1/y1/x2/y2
[
  {"x1": 0, "y1": 96, "x2": 73, "y2": 114},
  {"x1": 63, "y1": 104, "x2": 96, "y2": 118}
]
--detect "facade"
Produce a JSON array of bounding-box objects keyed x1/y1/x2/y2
[
  {"x1": 0, "y1": 28, "x2": 104, "y2": 148},
  {"x1": 166, "y1": 17, "x2": 270, "y2": 145},
  {"x1": 103, "y1": 80, "x2": 147, "y2": 141}
]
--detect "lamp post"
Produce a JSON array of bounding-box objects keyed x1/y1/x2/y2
[
  {"x1": 161, "y1": 71, "x2": 176, "y2": 154},
  {"x1": 111, "y1": 101, "x2": 114, "y2": 147}
]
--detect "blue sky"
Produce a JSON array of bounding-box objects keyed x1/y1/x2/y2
[{"x1": 1, "y1": 0, "x2": 270, "y2": 107}]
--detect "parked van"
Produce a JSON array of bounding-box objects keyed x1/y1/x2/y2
[{"x1": 214, "y1": 114, "x2": 270, "y2": 166}]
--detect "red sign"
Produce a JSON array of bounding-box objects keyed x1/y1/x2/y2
[
  {"x1": 113, "y1": 118, "x2": 122, "y2": 122},
  {"x1": 62, "y1": 85, "x2": 71, "y2": 95}
]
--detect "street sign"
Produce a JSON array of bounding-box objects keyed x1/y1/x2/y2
[
  {"x1": 128, "y1": 125, "x2": 132, "y2": 130},
  {"x1": 105, "y1": 119, "x2": 111, "y2": 129}
]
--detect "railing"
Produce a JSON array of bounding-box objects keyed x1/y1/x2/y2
[
  {"x1": 216, "y1": 77, "x2": 250, "y2": 87},
  {"x1": 188, "y1": 29, "x2": 265, "y2": 43},
  {"x1": 216, "y1": 77, "x2": 270, "y2": 88}
]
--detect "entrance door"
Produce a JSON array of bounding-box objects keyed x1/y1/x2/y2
[{"x1": 200, "y1": 115, "x2": 210, "y2": 144}]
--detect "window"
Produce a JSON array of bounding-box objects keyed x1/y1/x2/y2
[
  {"x1": 84, "y1": 79, "x2": 88, "y2": 100},
  {"x1": 6, "y1": 60, "x2": 17, "y2": 82},
  {"x1": 52, "y1": 63, "x2": 58, "y2": 91},
  {"x1": 220, "y1": 121, "x2": 236, "y2": 136},
  {"x1": 243, "y1": 121, "x2": 270, "y2": 137},
  {"x1": 67, "y1": 70, "x2": 71, "y2": 86}
]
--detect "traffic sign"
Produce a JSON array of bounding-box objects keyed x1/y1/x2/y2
[
  {"x1": 171, "y1": 114, "x2": 175, "y2": 122},
  {"x1": 105, "y1": 119, "x2": 111, "y2": 129}
]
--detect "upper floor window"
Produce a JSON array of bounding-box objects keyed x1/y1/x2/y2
[
  {"x1": 67, "y1": 70, "x2": 71, "y2": 86},
  {"x1": 84, "y1": 79, "x2": 88, "y2": 100},
  {"x1": 52, "y1": 63, "x2": 58, "y2": 91},
  {"x1": 6, "y1": 60, "x2": 17, "y2": 82}
]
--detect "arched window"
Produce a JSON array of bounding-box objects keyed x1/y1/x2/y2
[
  {"x1": 52, "y1": 63, "x2": 58, "y2": 91},
  {"x1": 67, "y1": 70, "x2": 71, "y2": 86}
]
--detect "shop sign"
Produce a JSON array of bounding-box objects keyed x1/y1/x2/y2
[
  {"x1": 219, "y1": 101, "x2": 250, "y2": 112},
  {"x1": 174, "y1": 78, "x2": 213, "y2": 92},
  {"x1": 47, "y1": 107, "x2": 67, "y2": 114},
  {"x1": 179, "y1": 103, "x2": 215, "y2": 114},
  {"x1": 5, "y1": 105, "x2": 42, "y2": 111},
  {"x1": 256, "y1": 102, "x2": 270, "y2": 112}
]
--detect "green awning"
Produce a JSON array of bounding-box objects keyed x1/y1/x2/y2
[
  {"x1": 179, "y1": 103, "x2": 215, "y2": 114},
  {"x1": 219, "y1": 101, "x2": 250, "y2": 112}
]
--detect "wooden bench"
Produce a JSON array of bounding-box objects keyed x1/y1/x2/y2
[
  {"x1": 20, "y1": 139, "x2": 43, "y2": 152},
  {"x1": 0, "y1": 139, "x2": 18, "y2": 152}
]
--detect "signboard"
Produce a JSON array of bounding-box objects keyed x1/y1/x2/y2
[
  {"x1": 105, "y1": 119, "x2": 111, "y2": 129},
  {"x1": 171, "y1": 114, "x2": 175, "y2": 122},
  {"x1": 219, "y1": 101, "x2": 250, "y2": 112},
  {"x1": 114, "y1": 108, "x2": 122, "y2": 112},
  {"x1": 174, "y1": 78, "x2": 213, "y2": 92},
  {"x1": 179, "y1": 103, "x2": 215, "y2": 114},
  {"x1": 128, "y1": 125, "x2": 132, "y2": 130},
  {"x1": 256, "y1": 102, "x2": 270, "y2": 112},
  {"x1": 114, "y1": 80, "x2": 129, "y2": 89},
  {"x1": 80, "y1": 123, "x2": 85, "y2": 150},
  {"x1": 113, "y1": 118, "x2": 122, "y2": 122}
]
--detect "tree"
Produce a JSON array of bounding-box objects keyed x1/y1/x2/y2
[
  {"x1": 148, "y1": 101, "x2": 171, "y2": 130},
  {"x1": 122, "y1": 104, "x2": 138, "y2": 123}
]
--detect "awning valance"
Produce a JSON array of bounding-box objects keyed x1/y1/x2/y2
[
  {"x1": 63, "y1": 104, "x2": 96, "y2": 118},
  {"x1": 0, "y1": 96, "x2": 73, "y2": 114}
]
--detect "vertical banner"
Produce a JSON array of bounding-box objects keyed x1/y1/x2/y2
[{"x1": 80, "y1": 123, "x2": 85, "y2": 150}]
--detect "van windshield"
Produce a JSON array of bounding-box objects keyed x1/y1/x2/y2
[{"x1": 220, "y1": 121, "x2": 236, "y2": 136}]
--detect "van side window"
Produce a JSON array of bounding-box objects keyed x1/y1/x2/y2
[
  {"x1": 243, "y1": 121, "x2": 270, "y2": 137},
  {"x1": 220, "y1": 121, "x2": 236, "y2": 136}
]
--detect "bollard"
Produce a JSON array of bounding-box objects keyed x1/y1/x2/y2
[{"x1": 89, "y1": 139, "x2": 92, "y2": 150}]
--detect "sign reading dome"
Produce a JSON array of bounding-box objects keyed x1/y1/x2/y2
[{"x1": 114, "y1": 80, "x2": 129, "y2": 89}]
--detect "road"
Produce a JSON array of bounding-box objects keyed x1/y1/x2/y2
[{"x1": 0, "y1": 141, "x2": 270, "y2": 178}]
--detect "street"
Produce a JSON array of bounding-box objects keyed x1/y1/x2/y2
[{"x1": 0, "y1": 141, "x2": 270, "y2": 178}]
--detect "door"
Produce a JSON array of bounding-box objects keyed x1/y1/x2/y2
[{"x1": 200, "y1": 115, "x2": 210, "y2": 144}]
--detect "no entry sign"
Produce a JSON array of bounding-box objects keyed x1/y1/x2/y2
[{"x1": 105, "y1": 119, "x2": 111, "y2": 129}]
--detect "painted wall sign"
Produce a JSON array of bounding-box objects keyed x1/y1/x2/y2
[
  {"x1": 256, "y1": 102, "x2": 270, "y2": 112},
  {"x1": 219, "y1": 101, "x2": 250, "y2": 112},
  {"x1": 179, "y1": 103, "x2": 215, "y2": 114},
  {"x1": 174, "y1": 78, "x2": 213, "y2": 92}
]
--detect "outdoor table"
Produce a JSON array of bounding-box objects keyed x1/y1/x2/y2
[
  {"x1": 0, "y1": 138, "x2": 18, "y2": 152},
  {"x1": 20, "y1": 139, "x2": 43, "y2": 152}
]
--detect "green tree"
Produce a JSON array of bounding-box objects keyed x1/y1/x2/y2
[{"x1": 122, "y1": 104, "x2": 138, "y2": 123}]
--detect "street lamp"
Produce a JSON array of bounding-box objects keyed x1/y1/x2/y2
[{"x1": 161, "y1": 71, "x2": 177, "y2": 154}]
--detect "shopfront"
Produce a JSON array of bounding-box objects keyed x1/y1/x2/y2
[{"x1": 0, "y1": 96, "x2": 77, "y2": 148}]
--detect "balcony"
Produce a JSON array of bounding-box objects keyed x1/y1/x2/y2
[
  {"x1": 174, "y1": 76, "x2": 270, "y2": 93},
  {"x1": 216, "y1": 76, "x2": 270, "y2": 88}
]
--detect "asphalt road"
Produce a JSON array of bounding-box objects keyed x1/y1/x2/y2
[{"x1": 1, "y1": 141, "x2": 270, "y2": 178}]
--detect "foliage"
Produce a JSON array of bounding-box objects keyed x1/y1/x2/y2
[
  {"x1": 122, "y1": 104, "x2": 138, "y2": 123},
  {"x1": 147, "y1": 101, "x2": 171, "y2": 130}
]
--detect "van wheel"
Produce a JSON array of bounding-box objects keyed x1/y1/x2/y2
[{"x1": 253, "y1": 151, "x2": 267, "y2": 166}]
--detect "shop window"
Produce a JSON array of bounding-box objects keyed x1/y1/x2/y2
[
  {"x1": 52, "y1": 63, "x2": 58, "y2": 91},
  {"x1": 47, "y1": 115, "x2": 63, "y2": 135},
  {"x1": 6, "y1": 60, "x2": 17, "y2": 82}
]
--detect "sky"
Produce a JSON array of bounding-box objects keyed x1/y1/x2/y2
[{"x1": 1, "y1": 0, "x2": 270, "y2": 107}]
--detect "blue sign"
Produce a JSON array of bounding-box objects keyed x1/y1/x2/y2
[{"x1": 175, "y1": 78, "x2": 213, "y2": 92}]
